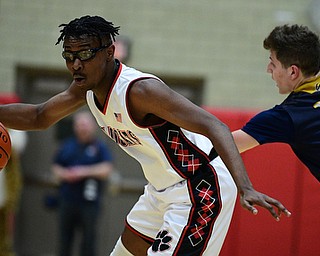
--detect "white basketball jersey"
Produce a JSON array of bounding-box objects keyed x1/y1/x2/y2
[{"x1": 87, "y1": 62, "x2": 215, "y2": 190}]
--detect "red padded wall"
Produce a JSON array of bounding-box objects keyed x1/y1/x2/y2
[{"x1": 204, "y1": 107, "x2": 320, "y2": 256}]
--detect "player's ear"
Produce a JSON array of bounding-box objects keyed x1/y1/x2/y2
[
  {"x1": 289, "y1": 65, "x2": 300, "y2": 79},
  {"x1": 106, "y1": 44, "x2": 115, "y2": 61}
]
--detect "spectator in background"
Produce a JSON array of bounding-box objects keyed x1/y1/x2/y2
[
  {"x1": 0, "y1": 94, "x2": 27, "y2": 256},
  {"x1": 52, "y1": 110, "x2": 113, "y2": 256}
]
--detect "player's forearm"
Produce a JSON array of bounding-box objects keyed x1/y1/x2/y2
[
  {"x1": 209, "y1": 123, "x2": 254, "y2": 192},
  {"x1": 232, "y1": 130, "x2": 259, "y2": 153},
  {"x1": 217, "y1": 149, "x2": 254, "y2": 193},
  {"x1": 226, "y1": 162, "x2": 254, "y2": 194},
  {"x1": 0, "y1": 103, "x2": 43, "y2": 130}
]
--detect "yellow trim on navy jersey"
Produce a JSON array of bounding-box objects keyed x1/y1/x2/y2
[{"x1": 294, "y1": 75, "x2": 320, "y2": 94}]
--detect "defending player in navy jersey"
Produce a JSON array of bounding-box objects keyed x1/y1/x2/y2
[
  {"x1": 233, "y1": 24, "x2": 320, "y2": 182},
  {"x1": 0, "y1": 16, "x2": 290, "y2": 255}
]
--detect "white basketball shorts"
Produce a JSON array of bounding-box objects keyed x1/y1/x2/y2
[{"x1": 126, "y1": 157, "x2": 237, "y2": 256}]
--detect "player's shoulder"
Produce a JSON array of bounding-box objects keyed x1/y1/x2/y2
[
  {"x1": 249, "y1": 105, "x2": 291, "y2": 126},
  {"x1": 120, "y1": 63, "x2": 160, "y2": 83}
]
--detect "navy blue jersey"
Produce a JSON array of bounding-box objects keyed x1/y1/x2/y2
[
  {"x1": 54, "y1": 137, "x2": 113, "y2": 203},
  {"x1": 242, "y1": 76, "x2": 320, "y2": 182}
]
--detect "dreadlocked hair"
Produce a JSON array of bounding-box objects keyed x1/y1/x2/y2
[{"x1": 55, "y1": 15, "x2": 120, "y2": 45}]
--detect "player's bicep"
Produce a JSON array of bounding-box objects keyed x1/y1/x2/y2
[{"x1": 130, "y1": 79, "x2": 212, "y2": 131}]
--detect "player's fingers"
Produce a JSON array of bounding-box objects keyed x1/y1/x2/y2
[
  {"x1": 240, "y1": 193, "x2": 291, "y2": 221},
  {"x1": 263, "y1": 202, "x2": 280, "y2": 221},
  {"x1": 240, "y1": 198, "x2": 258, "y2": 215},
  {"x1": 265, "y1": 197, "x2": 292, "y2": 217},
  {"x1": 242, "y1": 195, "x2": 281, "y2": 221},
  {"x1": 259, "y1": 196, "x2": 292, "y2": 220}
]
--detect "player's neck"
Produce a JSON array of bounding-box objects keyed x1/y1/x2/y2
[{"x1": 93, "y1": 60, "x2": 120, "y2": 110}]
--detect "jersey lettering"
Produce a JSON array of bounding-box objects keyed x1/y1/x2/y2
[{"x1": 102, "y1": 126, "x2": 142, "y2": 147}]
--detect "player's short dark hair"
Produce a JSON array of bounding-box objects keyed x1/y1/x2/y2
[
  {"x1": 263, "y1": 24, "x2": 320, "y2": 76},
  {"x1": 55, "y1": 15, "x2": 120, "y2": 46}
]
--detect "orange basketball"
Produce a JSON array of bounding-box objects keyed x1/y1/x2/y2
[{"x1": 0, "y1": 122, "x2": 11, "y2": 169}]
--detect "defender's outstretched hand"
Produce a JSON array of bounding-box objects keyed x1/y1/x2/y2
[{"x1": 240, "y1": 188, "x2": 291, "y2": 221}]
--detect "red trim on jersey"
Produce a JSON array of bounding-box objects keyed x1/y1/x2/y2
[{"x1": 102, "y1": 62, "x2": 123, "y2": 114}]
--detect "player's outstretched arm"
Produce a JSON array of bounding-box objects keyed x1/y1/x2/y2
[
  {"x1": 129, "y1": 79, "x2": 291, "y2": 221},
  {"x1": 0, "y1": 83, "x2": 86, "y2": 130}
]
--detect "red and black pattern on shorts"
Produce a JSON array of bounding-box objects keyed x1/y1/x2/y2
[
  {"x1": 172, "y1": 164, "x2": 221, "y2": 255},
  {"x1": 150, "y1": 122, "x2": 214, "y2": 179},
  {"x1": 150, "y1": 122, "x2": 221, "y2": 255}
]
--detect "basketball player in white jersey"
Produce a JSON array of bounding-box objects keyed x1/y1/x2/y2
[{"x1": 0, "y1": 16, "x2": 290, "y2": 255}]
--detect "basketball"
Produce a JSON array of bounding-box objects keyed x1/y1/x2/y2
[{"x1": 0, "y1": 122, "x2": 11, "y2": 169}]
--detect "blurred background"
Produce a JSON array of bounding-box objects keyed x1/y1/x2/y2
[{"x1": 0, "y1": 0, "x2": 319, "y2": 255}]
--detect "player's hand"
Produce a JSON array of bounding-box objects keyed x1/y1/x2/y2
[{"x1": 239, "y1": 188, "x2": 291, "y2": 221}]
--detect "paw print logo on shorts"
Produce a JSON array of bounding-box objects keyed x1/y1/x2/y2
[{"x1": 152, "y1": 230, "x2": 173, "y2": 252}]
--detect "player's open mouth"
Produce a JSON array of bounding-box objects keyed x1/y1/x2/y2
[
  {"x1": 73, "y1": 74, "x2": 86, "y2": 84},
  {"x1": 74, "y1": 77, "x2": 85, "y2": 82}
]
